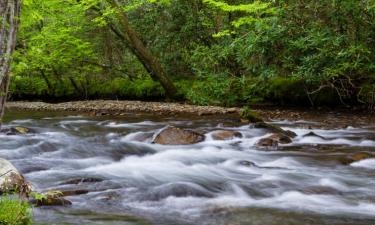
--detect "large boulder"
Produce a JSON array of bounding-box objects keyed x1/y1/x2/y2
[
  {"x1": 152, "y1": 126, "x2": 205, "y2": 145},
  {"x1": 0, "y1": 158, "x2": 27, "y2": 194},
  {"x1": 256, "y1": 133, "x2": 292, "y2": 148},
  {"x1": 211, "y1": 130, "x2": 242, "y2": 140}
]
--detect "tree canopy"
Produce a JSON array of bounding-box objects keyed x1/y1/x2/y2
[{"x1": 7, "y1": 0, "x2": 375, "y2": 107}]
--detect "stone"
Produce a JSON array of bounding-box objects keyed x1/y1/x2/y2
[
  {"x1": 240, "y1": 107, "x2": 263, "y2": 123},
  {"x1": 256, "y1": 137, "x2": 279, "y2": 148},
  {"x1": 299, "y1": 186, "x2": 342, "y2": 195},
  {"x1": 60, "y1": 177, "x2": 104, "y2": 185},
  {"x1": 1, "y1": 126, "x2": 34, "y2": 135},
  {"x1": 60, "y1": 189, "x2": 89, "y2": 196},
  {"x1": 30, "y1": 196, "x2": 72, "y2": 207},
  {"x1": 46, "y1": 189, "x2": 89, "y2": 197},
  {"x1": 211, "y1": 130, "x2": 242, "y2": 140},
  {"x1": 0, "y1": 158, "x2": 26, "y2": 194},
  {"x1": 152, "y1": 126, "x2": 205, "y2": 145},
  {"x1": 340, "y1": 152, "x2": 374, "y2": 165},
  {"x1": 254, "y1": 122, "x2": 297, "y2": 138},
  {"x1": 238, "y1": 161, "x2": 257, "y2": 167},
  {"x1": 303, "y1": 131, "x2": 325, "y2": 139},
  {"x1": 256, "y1": 133, "x2": 292, "y2": 148}
]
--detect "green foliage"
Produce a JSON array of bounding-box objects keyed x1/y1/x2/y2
[
  {"x1": 203, "y1": 0, "x2": 276, "y2": 36},
  {"x1": 9, "y1": 0, "x2": 375, "y2": 108},
  {"x1": 29, "y1": 192, "x2": 47, "y2": 201},
  {"x1": 0, "y1": 197, "x2": 32, "y2": 225},
  {"x1": 186, "y1": 76, "x2": 242, "y2": 106},
  {"x1": 10, "y1": 76, "x2": 165, "y2": 101}
]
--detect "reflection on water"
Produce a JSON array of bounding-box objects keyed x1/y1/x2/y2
[{"x1": 1, "y1": 110, "x2": 375, "y2": 225}]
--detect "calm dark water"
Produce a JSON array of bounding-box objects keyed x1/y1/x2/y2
[{"x1": 1, "y1": 110, "x2": 375, "y2": 225}]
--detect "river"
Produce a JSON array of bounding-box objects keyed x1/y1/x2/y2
[{"x1": 1, "y1": 110, "x2": 375, "y2": 225}]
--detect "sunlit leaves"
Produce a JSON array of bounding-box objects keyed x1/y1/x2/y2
[
  {"x1": 203, "y1": 0, "x2": 277, "y2": 36},
  {"x1": 13, "y1": 0, "x2": 97, "y2": 76}
]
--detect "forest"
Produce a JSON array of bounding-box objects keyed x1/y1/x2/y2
[
  {"x1": 8, "y1": 0, "x2": 375, "y2": 107},
  {"x1": 1, "y1": 1, "x2": 375, "y2": 225}
]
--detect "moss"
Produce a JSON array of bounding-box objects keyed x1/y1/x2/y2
[{"x1": 240, "y1": 106, "x2": 263, "y2": 123}]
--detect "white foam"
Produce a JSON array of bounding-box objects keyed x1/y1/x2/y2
[
  {"x1": 318, "y1": 178, "x2": 348, "y2": 191},
  {"x1": 259, "y1": 157, "x2": 304, "y2": 169},
  {"x1": 351, "y1": 159, "x2": 375, "y2": 169}
]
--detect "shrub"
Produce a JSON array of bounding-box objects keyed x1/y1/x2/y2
[{"x1": 0, "y1": 197, "x2": 32, "y2": 225}]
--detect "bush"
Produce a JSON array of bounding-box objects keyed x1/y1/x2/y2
[
  {"x1": 0, "y1": 197, "x2": 32, "y2": 225},
  {"x1": 9, "y1": 76, "x2": 166, "y2": 101},
  {"x1": 186, "y1": 76, "x2": 242, "y2": 106}
]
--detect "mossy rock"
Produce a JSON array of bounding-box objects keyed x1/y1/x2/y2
[
  {"x1": 254, "y1": 122, "x2": 297, "y2": 138},
  {"x1": 240, "y1": 107, "x2": 263, "y2": 123}
]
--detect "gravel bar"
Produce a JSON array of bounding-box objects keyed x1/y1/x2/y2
[{"x1": 6, "y1": 101, "x2": 240, "y2": 116}]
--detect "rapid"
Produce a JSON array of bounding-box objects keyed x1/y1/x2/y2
[{"x1": 1, "y1": 110, "x2": 374, "y2": 225}]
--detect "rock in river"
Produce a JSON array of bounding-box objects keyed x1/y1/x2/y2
[
  {"x1": 0, "y1": 158, "x2": 28, "y2": 194},
  {"x1": 254, "y1": 122, "x2": 297, "y2": 138},
  {"x1": 1, "y1": 126, "x2": 34, "y2": 135},
  {"x1": 256, "y1": 133, "x2": 292, "y2": 148},
  {"x1": 211, "y1": 130, "x2": 242, "y2": 140},
  {"x1": 30, "y1": 196, "x2": 72, "y2": 207},
  {"x1": 152, "y1": 126, "x2": 205, "y2": 145},
  {"x1": 340, "y1": 152, "x2": 374, "y2": 165},
  {"x1": 303, "y1": 131, "x2": 326, "y2": 139}
]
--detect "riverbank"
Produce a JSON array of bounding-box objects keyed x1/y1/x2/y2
[
  {"x1": 6, "y1": 100, "x2": 239, "y2": 116},
  {"x1": 5, "y1": 100, "x2": 375, "y2": 127}
]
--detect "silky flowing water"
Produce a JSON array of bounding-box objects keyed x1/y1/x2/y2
[{"x1": 1, "y1": 110, "x2": 375, "y2": 225}]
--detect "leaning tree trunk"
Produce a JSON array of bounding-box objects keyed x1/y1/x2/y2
[
  {"x1": 0, "y1": 0, "x2": 22, "y2": 126},
  {"x1": 107, "y1": 0, "x2": 178, "y2": 99}
]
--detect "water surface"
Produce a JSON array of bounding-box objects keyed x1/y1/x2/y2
[{"x1": 1, "y1": 110, "x2": 375, "y2": 225}]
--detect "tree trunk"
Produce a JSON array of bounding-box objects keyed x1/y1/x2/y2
[
  {"x1": 107, "y1": 0, "x2": 178, "y2": 99},
  {"x1": 0, "y1": 0, "x2": 22, "y2": 125},
  {"x1": 40, "y1": 69, "x2": 54, "y2": 95}
]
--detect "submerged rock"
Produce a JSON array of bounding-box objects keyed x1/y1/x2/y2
[
  {"x1": 256, "y1": 133, "x2": 292, "y2": 148},
  {"x1": 60, "y1": 189, "x2": 89, "y2": 196},
  {"x1": 211, "y1": 130, "x2": 242, "y2": 140},
  {"x1": 340, "y1": 152, "x2": 374, "y2": 165},
  {"x1": 142, "y1": 182, "x2": 213, "y2": 201},
  {"x1": 152, "y1": 126, "x2": 205, "y2": 145},
  {"x1": 60, "y1": 177, "x2": 104, "y2": 185},
  {"x1": 0, "y1": 158, "x2": 28, "y2": 194},
  {"x1": 238, "y1": 160, "x2": 257, "y2": 167},
  {"x1": 45, "y1": 189, "x2": 89, "y2": 197},
  {"x1": 299, "y1": 186, "x2": 342, "y2": 195},
  {"x1": 303, "y1": 131, "x2": 326, "y2": 139},
  {"x1": 124, "y1": 132, "x2": 153, "y2": 142}
]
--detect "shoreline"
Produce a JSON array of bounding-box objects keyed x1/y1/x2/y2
[
  {"x1": 6, "y1": 100, "x2": 240, "y2": 116},
  {"x1": 5, "y1": 101, "x2": 375, "y2": 127}
]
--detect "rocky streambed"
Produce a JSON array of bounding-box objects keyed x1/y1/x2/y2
[{"x1": 0, "y1": 109, "x2": 375, "y2": 225}]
